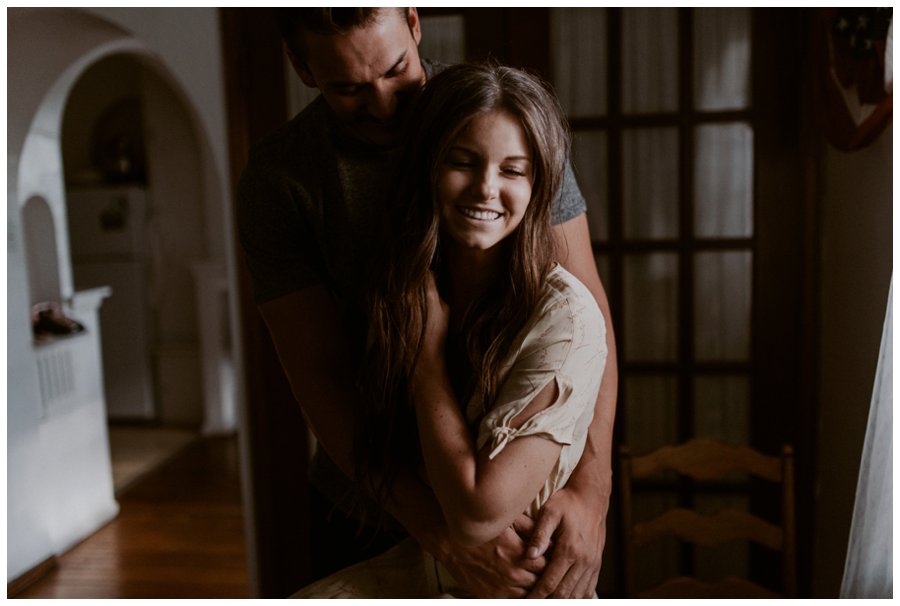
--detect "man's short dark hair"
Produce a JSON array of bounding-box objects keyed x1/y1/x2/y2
[{"x1": 274, "y1": 8, "x2": 408, "y2": 60}]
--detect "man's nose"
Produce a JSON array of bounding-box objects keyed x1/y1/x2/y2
[{"x1": 365, "y1": 81, "x2": 398, "y2": 122}]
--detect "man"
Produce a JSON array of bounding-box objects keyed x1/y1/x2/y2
[{"x1": 237, "y1": 7, "x2": 618, "y2": 598}]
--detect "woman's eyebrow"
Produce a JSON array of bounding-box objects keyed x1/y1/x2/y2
[{"x1": 447, "y1": 146, "x2": 530, "y2": 160}]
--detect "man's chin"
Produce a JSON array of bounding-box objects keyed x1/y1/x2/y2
[{"x1": 350, "y1": 123, "x2": 402, "y2": 148}]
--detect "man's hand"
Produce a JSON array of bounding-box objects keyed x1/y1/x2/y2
[
  {"x1": 524, "y1": 486, "x2": 606, "y2": 598},
  {"x1": 439, "y1": 524, "x2": 547, "y2": 598}
]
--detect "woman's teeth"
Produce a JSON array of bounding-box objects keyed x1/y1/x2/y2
[{"x1": 459, "y1": 207, "x2": 501, "y2": 221}]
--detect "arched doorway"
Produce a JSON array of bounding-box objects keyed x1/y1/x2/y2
[
  {"x1": 59, "y1": 49, "x2": 239, "y2": 489},
  {"x1": 63, "y1": 53, "x2": 209, "y2": 428}
]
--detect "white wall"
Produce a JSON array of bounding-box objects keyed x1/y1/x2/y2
[
  {"x1": 7, "y1": 183, "x2": 56, "y2": 582},
  {"x1": 8, "y1": 11, "x2": 129, "y2": 582},
  {"x1": 813, "y1": 124, "x2": 893, "y2": 596}
]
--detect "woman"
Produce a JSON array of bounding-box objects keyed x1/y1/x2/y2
[{"x1": 295, "y1": 62, "x2": 607, "y2": 598}]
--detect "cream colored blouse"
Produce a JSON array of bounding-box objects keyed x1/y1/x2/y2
[{"x1": 469, "y1": 263, "x2": 608, "y2": 517}]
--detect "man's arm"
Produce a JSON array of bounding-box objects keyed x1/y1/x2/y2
[
  {"x1": 259, "y1": 287, "x2": 357, "y2": 472},
  {"x1": 525, "y1": 213, "x2": 619, "y2": 598},
  {"x1": 258, "y1": 286, "x2": 545, "y2": 597}
]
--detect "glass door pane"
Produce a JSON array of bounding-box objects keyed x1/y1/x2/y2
[
  {"x1": 694, "y1": 8, "x2": 752, "y2": 111},
  {"x1": 419, "y1": 14, "x2": 466, "y2": 65},
  {"x1": 694, "y1": 251, "x2": 752, "y2": 361},
  {"x1": 573, "y1": 130, "x2": 609, "y2": 242},
  {"x1": 694, "y1": 123, "x2": 754, "y2": 238},
  {"x1": 693, "y1": 375, "x2": 751, "y2": 443},
  {"x1": 624, "y1": 253, "x2": 679, "y2": 361},
  {"x1": 622, "y1": 8, "x2": 679, "y2": 114},
  {"x1": 550, "y1": 8, "x2": 608, "y2": 117},
  {"x1": 624, "y1": 375, "x2": 678, "y2": 453},
  {"x1": 623, "y1": 128, "x2": 679, "y2": 239}
]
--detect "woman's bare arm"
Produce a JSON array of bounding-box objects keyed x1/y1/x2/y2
[{"x1": 412, "y1": 276, "x2": 572, "y2": 546}]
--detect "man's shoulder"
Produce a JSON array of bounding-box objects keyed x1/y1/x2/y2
[
  {"x1": 237, "y1": 98, "x2": 336, "y2": 207},
  {"x1": 422, "y1": 57, "x2": 448, "y2": 79},
  {"x1": 245, "y1": 96, "x2": 331, "y2": 171}
]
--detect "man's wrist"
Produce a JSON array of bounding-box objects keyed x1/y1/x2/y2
[
  {"x1": 379, "y1": 467, "x2": 456, "y2": 563},
  {"x1": 563, "y1": 466, "x2": 613, "y2": 518},
  {"x1": 408, "y1": 519, "x2": 454, "y2": 563}
]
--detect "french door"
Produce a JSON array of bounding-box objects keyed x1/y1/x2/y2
[{"x1": 418, "y1": 7, "x2": 815, "y2": 595}]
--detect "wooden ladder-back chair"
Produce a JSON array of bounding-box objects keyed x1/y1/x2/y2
[{"x1": 619, "y1": 437, "x2": 796, "y2": 598}]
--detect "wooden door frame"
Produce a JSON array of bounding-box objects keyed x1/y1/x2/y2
[
  {"x1": 220, "y1": 8, "x2": 312, "y2": 598},
  {"x1": 750, "y1": 8, "x2": 818, "y2": 595}
]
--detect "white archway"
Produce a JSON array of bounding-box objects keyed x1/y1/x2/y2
[{"x1": 11, "y1": 9, "x2": 237, "y2": 429}]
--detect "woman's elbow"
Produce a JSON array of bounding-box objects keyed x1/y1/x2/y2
[
  {"x1": 447, "y1": 522, "x2": 496, "y2": 548},
  {"x1": 445, "y1": 510, "x2": 507, "y2": 547}
]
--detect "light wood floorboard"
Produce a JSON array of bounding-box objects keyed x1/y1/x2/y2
[{"x1": 15, "y1": 436, "x2": 249, "y2": 599}]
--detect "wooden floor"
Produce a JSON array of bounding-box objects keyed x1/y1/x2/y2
[{"x1": 15, "y1": 436, "x2": 250, "y2": 599}]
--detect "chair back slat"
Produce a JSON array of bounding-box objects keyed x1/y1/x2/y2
[
  {"x1": 634, "y1": 507, "x2": 783, "y2": 550},
  {"x1": 630, "y1": 437, "x2": 781, "y2": 481}
]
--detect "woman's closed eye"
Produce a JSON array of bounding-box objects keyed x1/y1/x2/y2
[
  {"x1": 446, "y1": 156, "x2": 477, "y2": 169},
  {"x1": 501, "y1": 165, "x2": 529, "y2": 177},
  {"x1": 444, "y1": 158, "x2": 529, "y2": 177}
]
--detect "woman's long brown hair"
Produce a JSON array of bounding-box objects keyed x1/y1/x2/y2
[{"x1": 356, "y1": 62, "x2": 572, "y2": 511}]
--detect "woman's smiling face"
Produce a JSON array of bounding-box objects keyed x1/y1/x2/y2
[{"x1": 436, "y1": 109, "x2": 534, "y2": 253}]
